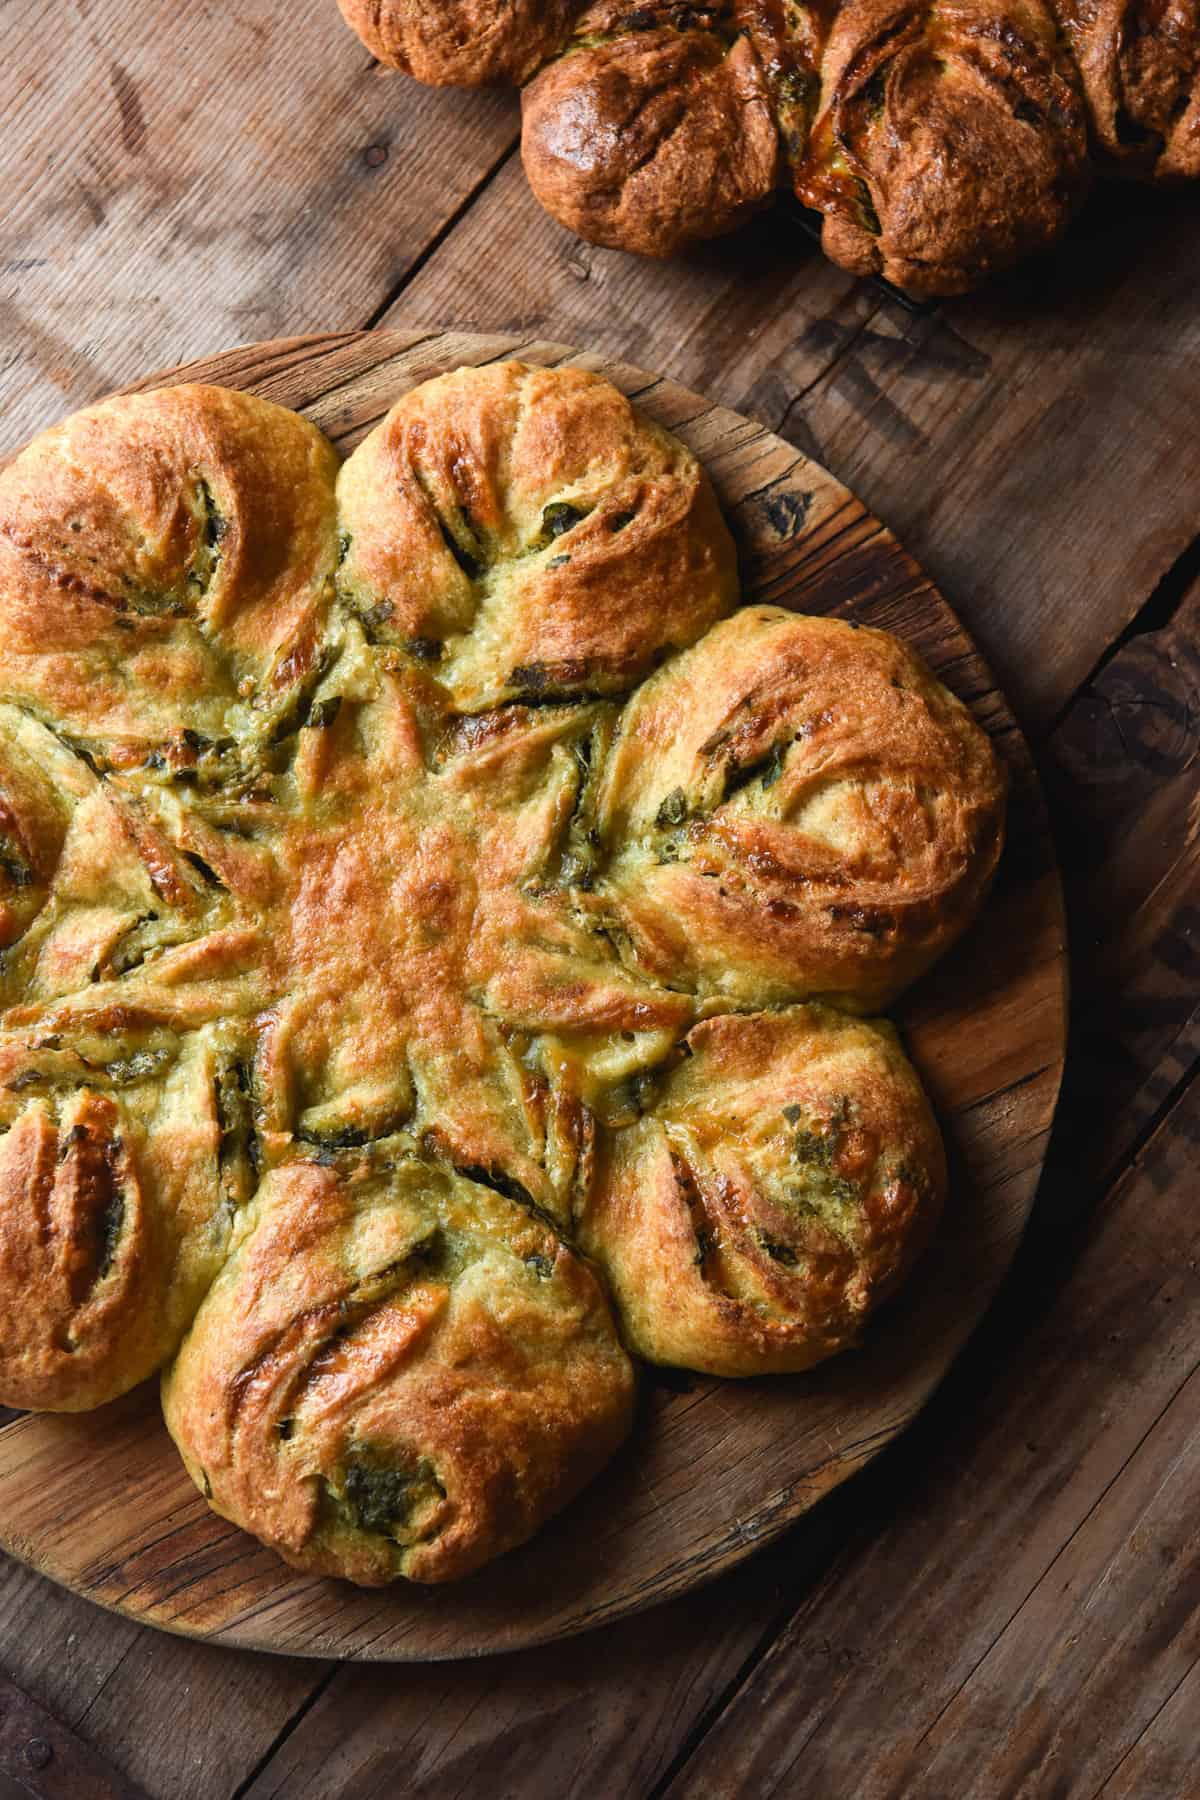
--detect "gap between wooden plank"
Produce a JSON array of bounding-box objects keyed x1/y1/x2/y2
[
  {"x1": 1089, "y1": 1653, "x2": 1200, "y2": 1799},
  {"x1": 770, "y1": 298, "x2": 886, "y2": 425},
  {"x1": 886, "y1": 1346, "x2": 1200, "y2": 1781},
  {"x1": 1097, "y1": 1028, "x2": 1200, "y2": 1198},
  {"x1": 361, "y1": 141, "x2": 521, "y2": 332},
  {"x1": 646, "y1": 1597, "x2": 813, "y2": 1800},
  {"x1": 230, "y1": 1667, "x2": 342, "y2": 1800},
  {"x1": 1046, "y1": 537, "x2": 1200, "y2": 736}
]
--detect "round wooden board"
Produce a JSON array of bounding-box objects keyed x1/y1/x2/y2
[{"x1": 0, "y1": 331, "x2": 1067, "y2": 1661}]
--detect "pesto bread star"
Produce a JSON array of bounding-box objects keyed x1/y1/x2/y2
[{"x1": 0, "y1": 361, "x2": 1004, "y2": 1582}]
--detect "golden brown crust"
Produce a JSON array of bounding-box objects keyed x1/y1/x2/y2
[
  {"x1": 1049, "y1": 0, "x2": 1199, "y2": 176},
  {"x1": 337, "y1": 0, "x2": 580, "y2": 83},
  {"x1": 336, "y1": 360, "x2": 739, "y2": 709},
  {"x1": 593, "y1": 607, "x2": 1006, "y2": 1013},
  {"x1": 163, "y1": 1160, "x2": 635, "y2": 1584},
  {"x1": 522, "y1": 7, "x2": 784, "y2": 254},
  {"x1": 797, "y1": 0, "x2": 1092, "y2": 296},
  {"x1": 578, "y1": 1006, "x2": 946, "y2": 1375},
  {"x1": 0, "y1": 365, "x2": 1002, "y2": 1580},
  {"x1": 0, "y1": 1023, "x2": 236, "y2": 1409},
  {"x1": 0, "y1": 385, "x2": 340, "y2": 764},
  {"x1": 240, "y1": 679, "x2": 691, "y2": 1223},
  {"x1": 0, "y1": 719, "x2": 71, "y2": 957}
]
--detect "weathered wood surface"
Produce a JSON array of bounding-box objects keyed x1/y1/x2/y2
[
  {"x1": 2, "y1": 0, "x2": 1199, "y2": 1791},
  {"x1": 0, "y1": 328, "x2": 1065, "y2": 1661},
  {"x1": 0, "y1": 1672, "x2": 149, "y2": 1800}
]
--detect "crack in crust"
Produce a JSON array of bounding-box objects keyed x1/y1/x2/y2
[
  {"x1": 0, "y1": 365, "x2": 1002, "y2": 1582},
  {"x1": 336, "y1": 0, "x2": 1194, "y2": 293}
]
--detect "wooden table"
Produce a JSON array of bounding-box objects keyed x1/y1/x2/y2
[{"x1": 2, "y1": 5, "x2": 1198, "y2": 1795}]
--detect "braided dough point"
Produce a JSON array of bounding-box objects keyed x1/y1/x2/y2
[
  {"x1": 579, "y1": 1006, "x2": 946, "y2": 1376},
  {"x1": 163, "y1": 1160, "x2": 635, "y2": 1584},
  {"x1": 522, "y1": 5, "x2": 783, "y2": 256},
  {"x1": 798, "y1": 0, "x2": 1092, "y2": 296},
  {"x1": 336, "y1": 360, "x2": 739, "y2": 710},
  {"x1": 0, "y1": 385, "x2": 341, "y2": 765},
  {"x1": 336, "y1": 0, "x2": 579, "y2": 83},
  {"x1": 595, "y1": 607, "x2": 1006, "y2": 1013}
]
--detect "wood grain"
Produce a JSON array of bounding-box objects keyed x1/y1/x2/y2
[
  {"x1": 0, "y1": 329, "x2": 1065, "y2": 1663},
  {"x1": 0, "y1": 1673, "x2": 149, "y2": 1800},
  {"x1": 0, "y1": 1553, "x2": 318, "y2": 1800},
  {"x1": 1048, "y1": 578, "x2": 1200, "y2": 1185},
  {"x1": 0, "y1": 0, "x2": 518, "y2": 451}
]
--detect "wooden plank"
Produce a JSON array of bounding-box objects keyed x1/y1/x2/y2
[
  {"x1": 242, "y1": 1556, "x2": 792, "y2": 1800},
  {"x1": 903, "y1": 1356, "x2": 1200, "y2": 1796},
  {"x1": 380, "y1": 174, "x2": 1200, "y2": 728},
  {"x1": 0, "y1": 1558, "x2": 319, "y2": 1800},
  {"x1": 372, "y1": 158, "x2": 881, "y2": 458},
  {"x1": 796, "y1": 188, "x2": 1200, "y2": 733},
  {"x1": 1098, "y1": 1657, "x2": 1200, "y2": 1798},
  {"x1": 0, "y1": 0, "x2": 517, "y2": 452},
  {"x1": 0, "y1": 1668, "x2": 149, "y2": 1800},
  {"x1": 1045, "y1": 578, "x2": 1200, "y2": 1184}
]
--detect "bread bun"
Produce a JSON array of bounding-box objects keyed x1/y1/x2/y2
[
  {"x1": 0, "y1": 1019, "x2": 239, "y2": 1409},
  {"x1": 579, "y1": 1005, "x2": 946, "y2": 1376},
  {"x1": 522, "y1": 5, "x2": 783, "y2": 254},
  {"x1": 336, "y1": 359, "x2": 738, "y2": 710},
  {"x1": 0, "y1": 385, "x2": 340, "y2": 766},
  {"x1": 798, "y1": 0, "x2": 1091, "y2": 295},
  {"x1": 1049, "y1": 0, "x2": 1200, "y2": 178},
  {"x1": 593, "y1": 607, "x2": 1005, "y2": 1012},
  {"x1": 337, "y1": 0, "x2": 578, "y2": 84},
  {"x1": 163, "y1": 1158, "x2": 635, "y2": 1583}
]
